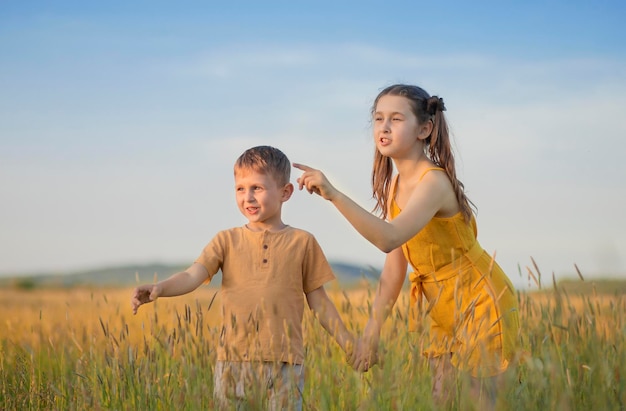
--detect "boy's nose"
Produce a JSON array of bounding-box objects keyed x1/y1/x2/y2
[{"x1": 245, "y1": 190, "x2": 256, "y2": 202}]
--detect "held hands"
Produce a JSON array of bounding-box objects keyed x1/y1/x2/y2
[
  {"x1": 347, "y1": 320, "x2": 383, "y2": 372},
  {"x1": 130, "y1": 284, "x2": 162, "y2": 315},
  {"x1": 293, "y1": 163, "x2": 338, "y2": 201},
  {"x1": 349, "y1": 334, "x2": 380, "y2": 372}
]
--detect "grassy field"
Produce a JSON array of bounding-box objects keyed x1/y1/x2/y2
[{"x1": 1, "y1": 277, "x2": 625, "y2": 410}]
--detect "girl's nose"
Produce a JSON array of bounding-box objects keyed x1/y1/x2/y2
[{"x1": 380, "y1": 118, "x2": 391, "y2": 132}]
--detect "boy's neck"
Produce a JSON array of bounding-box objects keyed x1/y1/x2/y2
[{"x1": 245, "y1": 222, "x2": 288, "y2": 232}]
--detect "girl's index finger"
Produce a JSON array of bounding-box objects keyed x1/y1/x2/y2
[{"x1": 292, "y1": 163, "x2": 312, "y2": 171}]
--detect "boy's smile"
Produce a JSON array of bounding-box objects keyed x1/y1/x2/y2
[
  {"x1": 245, "y1": 206, "x2": 259, "y2": 215},
  {"x1": 234, "y1": 168, "x2": 293, "y2": 231}
]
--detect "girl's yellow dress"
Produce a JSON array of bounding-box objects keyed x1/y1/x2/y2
[{"x1": 390, "y1": 168, "x2": 520, "y2": 377}]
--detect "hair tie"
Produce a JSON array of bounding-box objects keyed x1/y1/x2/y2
[{"x1": 426, "y1": 96, "x2": 446, "y2": 115}]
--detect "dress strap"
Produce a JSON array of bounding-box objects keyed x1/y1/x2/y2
[
  {"x1": 390, "y1": 173, "x2": 400, "y2": 197},
  {"x1": 418, "y1": 167, "x2": 445, "y2": 182}
]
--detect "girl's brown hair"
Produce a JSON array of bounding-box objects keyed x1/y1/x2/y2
[{"x1": 371, "y1": 84, "x2": 474, "y2": 222}]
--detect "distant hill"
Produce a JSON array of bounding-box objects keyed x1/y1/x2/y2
[
  {"x1": 554, "y1": 278, "x2": 626, "y2": 295},
  {"x1": 4, "y1": 263, "x2": 624, "y2": 294},
  {"x1": 0, "y1": 261, "x2": 381, "y2": 289}
]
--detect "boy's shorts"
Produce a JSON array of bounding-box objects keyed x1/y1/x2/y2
[{"x1": 213, "y1": 360, "x2": 304, "y2": 411}]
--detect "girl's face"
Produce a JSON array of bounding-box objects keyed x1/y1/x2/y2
[
  {"x1": 373, "y1": 95, "x2": 430, "y2": 159},
  {"x1": 234, "y1": 168, "x2": 292, "y2": 231}
]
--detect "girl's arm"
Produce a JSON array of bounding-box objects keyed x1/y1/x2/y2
[
  {"x1": 131, "y1": 262, "x2": 209, "y2": 314},
  {"x1": 294, "y1": 163, "x2": 451, "y2": 253},
  {"x1": 353, "y1": 246, "x2": 408, "y2": 371},
  {"x1": 306, "y1": 286, "x2": 355, "y2": 355}
]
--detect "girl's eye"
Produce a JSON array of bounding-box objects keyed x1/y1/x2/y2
[
  {"x1": 392, "y1": 117, "x2": 402, "y2": 121},
  {"x1": 374, "y1": 117, "x2": 383, "y2": 122}
]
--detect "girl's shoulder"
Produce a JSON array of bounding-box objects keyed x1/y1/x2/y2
[
  {"x1": 391, "y1": 166, "x2": 447, "y2": 198},
  {"x1": 418, "y1": 166, "x2": 446, "y2": 182}
]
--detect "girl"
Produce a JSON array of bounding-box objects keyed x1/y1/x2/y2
[{"x1": 295, "y1": 84, "x2": 520, "y2": 408}]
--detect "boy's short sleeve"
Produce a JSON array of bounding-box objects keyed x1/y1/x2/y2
[
  {"x1": 194, "y1": 232, "x2": 227, "y2": 283},
  {"x1": 301, "y1": 233, "x2": 335, "y2": 294}
]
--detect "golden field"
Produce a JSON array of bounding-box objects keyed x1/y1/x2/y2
[{"x1": 1, "y1": 280, "x2": 625, "y2": 410}]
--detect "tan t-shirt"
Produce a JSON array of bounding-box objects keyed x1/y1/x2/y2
[{"x1": 195, "y1": 225, "x2": 335, "y2": 364}]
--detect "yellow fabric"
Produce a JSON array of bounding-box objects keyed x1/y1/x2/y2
[
  {"x1": 391, "y1": 169, "x2": 520, "y2": 377},
  {"x1": 195, "y1": 226, "x2": 336, "y2": 365}
]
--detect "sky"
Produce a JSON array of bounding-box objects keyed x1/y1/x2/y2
[{"x1": 1, "y1": 1, "x2": 625, "y2": 290}]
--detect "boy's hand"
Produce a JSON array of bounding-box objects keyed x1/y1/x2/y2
[
  {"x1": 345, "y1": 335, "x2": 357, "y2": 367},
  {"x1": 130, "y1": 284, "x2": 161, "y2": 314}
]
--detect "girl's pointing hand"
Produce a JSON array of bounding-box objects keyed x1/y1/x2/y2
[{"x1": 293, "y1": 163, "x2": 338, "y2": 201}]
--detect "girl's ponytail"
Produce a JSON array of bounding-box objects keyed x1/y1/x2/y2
[{"x1": 425, "y1": 97, "x2": 474, "y2": 222}]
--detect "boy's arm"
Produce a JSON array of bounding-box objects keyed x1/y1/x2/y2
[
  {"x1": 306, "y1": 286, "x2": 354, "y2": 355},
  {"x1": 131, "y1": 262, "x2": 209, "y2": 314}
]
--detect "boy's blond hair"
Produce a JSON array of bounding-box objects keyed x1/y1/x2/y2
[{"x1": 234, "y1": 145, "x2": 291, "y2": 186}]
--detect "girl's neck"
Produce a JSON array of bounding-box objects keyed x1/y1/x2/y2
[{"x1": 393, "y1": 151, "x2": 434, "y2": 181}]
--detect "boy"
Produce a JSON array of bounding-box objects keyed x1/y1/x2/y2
[{"x1": 131, "y1": 145, "x2": 353, "y2": 410}]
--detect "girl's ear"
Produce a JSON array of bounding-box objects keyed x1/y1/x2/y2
[
  {"x1": 417, "y1": 119, "x2": 434, "y2": 141},
  {"x1": 282, "y1": 183, "x2": 295, "y2": 202}
]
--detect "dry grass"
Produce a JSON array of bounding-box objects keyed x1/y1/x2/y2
[{"x1": 1, "y1": 280, "x2": 625, "y2": 410}]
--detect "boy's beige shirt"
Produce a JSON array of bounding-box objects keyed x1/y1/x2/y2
[{"x1": 195, "y1": 225, "x2": 335, "y2": 364}]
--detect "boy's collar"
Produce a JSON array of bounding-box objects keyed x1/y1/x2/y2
[{"x1": 244, "y1": 223, "x2": 290, "y2": 233}]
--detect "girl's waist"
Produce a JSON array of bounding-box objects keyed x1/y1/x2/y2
[{"x1": 408, "y1": 241, "x2": 484, "y2": 284}]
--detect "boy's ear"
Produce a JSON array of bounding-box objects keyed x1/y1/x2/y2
[{"x1": 282, "y1": 183, "x2": 294, "y2": 202}]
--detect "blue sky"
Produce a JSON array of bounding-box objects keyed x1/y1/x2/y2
[{"x1": 1, "y1": 1, "x2": 625, "y2": 289}]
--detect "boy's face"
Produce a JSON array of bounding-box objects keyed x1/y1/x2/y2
[{"x1": 234, "y1": 168, "x2": 293, "y2": 231}]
